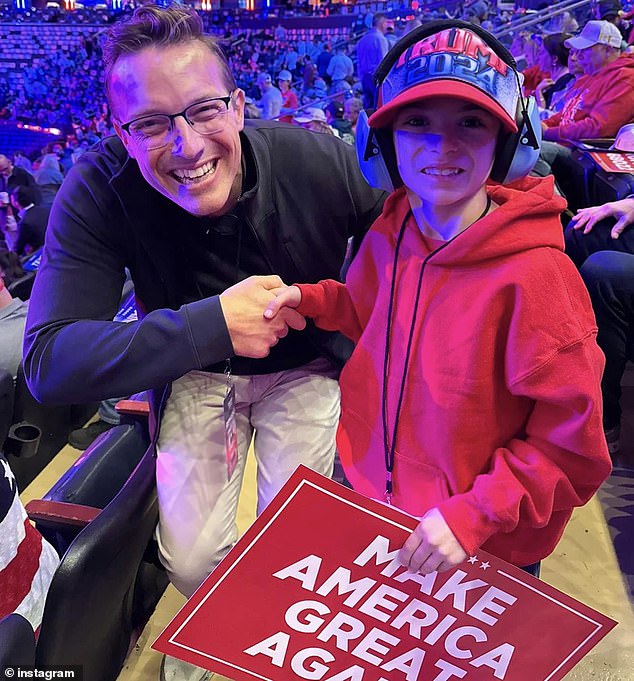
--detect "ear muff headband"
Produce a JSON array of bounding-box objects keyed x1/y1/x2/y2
[{"x1": 356, "y1": 19, "x2": 541, "y2": 189}]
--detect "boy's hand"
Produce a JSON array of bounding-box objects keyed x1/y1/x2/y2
[
  {"x1": 263, "y1": 285, "x2": 302, "y2": 319},
  {"x1": 398, "y1": 508, "x2": 467, "y2": 575},
  {"x1": 570, "y1": 197, "x2": 634, "y2": 238}
]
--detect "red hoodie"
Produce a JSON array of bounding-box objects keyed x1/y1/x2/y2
[
  {"x1": 543, "y1": 53, "x2": 634, "y2": 142},
  {"x1": 297, "y1": 177, "x2": 611, "y2": 567}
]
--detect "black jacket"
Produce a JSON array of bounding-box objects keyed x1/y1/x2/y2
[
  {"x1": 24, "y1": 122, "x2": 386, "y2": 432},
  {"x1": 15, "y1": 205, "x2": 49, "y2": 257}
]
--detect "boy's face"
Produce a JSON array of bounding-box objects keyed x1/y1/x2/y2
[{"x1": 392, "y1": 97, "x2": 501, "y2": 210}]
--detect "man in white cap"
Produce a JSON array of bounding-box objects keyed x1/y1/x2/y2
[
  {"x1": 542, "y1": 20, "x2": 634, "y2": 142},
  {"x1": 256, "y1": 72, "x2": 282, "y2": 120}
]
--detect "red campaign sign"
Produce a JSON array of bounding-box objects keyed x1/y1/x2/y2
[
  {"x1": 153, "y1": 466, "x2": 617, "y2": 681},
  {"x1": 589, "y1": 151, "x2": 634, "y2": 174}
]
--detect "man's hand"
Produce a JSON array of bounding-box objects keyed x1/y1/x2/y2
[
  {"x1": 398, "y1": 508, "x2": 467, "y2": 575},
  {"x1": 263, "y1": 285, "x2": 302, "y2": 319},
  {"x1": 219, "y1": 275, "x2": 306, "y2": 358},
  {"x1": 570, "y1": 197, "x2": 634, "y2": 238}
]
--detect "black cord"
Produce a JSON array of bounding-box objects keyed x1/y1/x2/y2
[{"x1": 381, "y1": 195, "x2": 492, "y2": 502}]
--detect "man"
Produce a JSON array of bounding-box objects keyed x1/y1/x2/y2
[
  {"x1": 0, "y1": 155, "x2": 41, "y2": 233},
  {"x1": 0, "y1": 259, "x2": 29, "y2": 380},
  {"x1": 10, "y1": 185, "x2": 49, "y2": 257},
  {"x1": 23, "y1": 6, "x2": 385, "y2": 680},
  {"x1": 256, "y1": 71, "x2": 283, "y2": 120},
  {"x1": 542, "y1": 20, "x2": 634, "y2": 143},
  {"x1": 536, "y1": 20, "x2": 634, "y2": 189},
  {"x1": 326, "y1": 44, "x2": 354, "y2": 96},
  {"x1": 356, "y1": 13, "x2": 389, "y2": 110}
]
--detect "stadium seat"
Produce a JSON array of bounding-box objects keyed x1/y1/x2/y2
[
  {"x1": 0, "y1": 613, "x2": 36, "y2": 668},
  {"x1": 28, "y1": 420, "x2": 150, "y2": 555},
  {"x1": 7, "y1": 272, "x2": 36, "y2": 301},
  {"x1": 6, "y1": 365, "x2": 97, "y2": 491},
  {"x1": 26, "y1": 444, "x2": 168, "y2": 681},
  {"x1": 592, "y1": 169, "x2": 634, "y2": 206}
]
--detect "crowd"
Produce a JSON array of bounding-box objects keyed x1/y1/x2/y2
[{"x1": 3, "y1": 1, "x2": 634, "y2": 679}]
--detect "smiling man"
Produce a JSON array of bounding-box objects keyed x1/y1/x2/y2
[{"x1": 23, "y1": 6, "x2": 385, "y2": 680}]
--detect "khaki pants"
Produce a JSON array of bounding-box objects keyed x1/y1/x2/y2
[{"x1": 155, "y1": 358, "x2": 340, "y2": 596}]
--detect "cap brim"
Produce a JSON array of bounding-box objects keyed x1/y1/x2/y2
[
  {"x1": 564, "y1": 36, "x2": 597, "y2": 49},
  {"x1": 368, "y1": 80, "x2": 518, "y2": 132}
]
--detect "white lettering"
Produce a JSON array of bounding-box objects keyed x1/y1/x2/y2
[
  {"x1": 323, "y1": 665, "x2": 366, "y2": 681},
  {"x1": 467, "y1": 587, "x2": 517, "y2": 626},
  {"x1": 444, "y1": 626, "x2": 488, "y2": 659},
  {"x1": 424, "y1": 614, "x2": 457, "y2": 645},
  {"x1": 433, "y1": 570, "x2": 487, "y2": 612},
  {"x1": 243, "y1": 631, "x2": 289, "y2": 666},
  {"x1": 381, "y1": 647, "x2": 425, "y2": 681},
  {"x1": 351, "y1": 627, "x2": 401, "y2": 665},
  {"x1": 358, "y1": 584, "x2": 409, "y2": 623},
  {"x1": 433, "y1": 658, "x2": 468, "y2": 680},
  {"x1": 285, "y1": 600, "x2": 330, "y2": 633},
  {"x1": 354, "y1": 535, "x2": 400, "y2": 573},
  {"x1": 273, "y1": 555, "x2": 322, "y2": 591},
  {"x1": 291, "y1": 648, "x2": 334, "y2": 680},
  {"x1": 470, "y1": 643, "x2": 515, "y2": 679},
  {"x1": 316, "y1": 567, "x2": 377, "y2": 607},
  {"x1": 391, "y1": 598, "x2": 439, "y2": 637},
  {"x1": 317, "y1": 611, "x2": 366, "y2": 650}
]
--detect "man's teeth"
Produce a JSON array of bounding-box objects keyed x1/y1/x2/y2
[
  {"x1": 422, "y1": 168, "x2": 462, "y2": 176},
  {"x1": 172, "y1": 160, "x2": 217, "y2": 183}
]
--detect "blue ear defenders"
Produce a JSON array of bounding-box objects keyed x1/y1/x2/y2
[{"x1": 356, "y1": 19, "x2": 542, "y2": 192}]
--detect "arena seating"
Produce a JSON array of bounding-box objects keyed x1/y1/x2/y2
[{"x1": 23, "y1": 424, "x2": 167, "y2": 681}]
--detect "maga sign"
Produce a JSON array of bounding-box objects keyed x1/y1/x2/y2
[{"x1": 153, "y1": 466, "x2": 616, "y2": 681}]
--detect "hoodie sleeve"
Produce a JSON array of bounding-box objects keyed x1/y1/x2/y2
[
  {"x1": 437, "y1": 332, "x2": 611, "y2": 556},
  {"x1": 296, "y1": 280, "x2": 364, "y2": 342}
]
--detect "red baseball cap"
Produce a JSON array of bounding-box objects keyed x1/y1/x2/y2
[{"x1": 368, "y1": 27, "x2": 520, "y2": 133}]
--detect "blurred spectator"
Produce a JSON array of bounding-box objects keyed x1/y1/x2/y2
[
  {"x1": 12, "y1": 151, "x2": 33, "y2": 175},
  {"x1": 0, "y1": 251, "x2": 28, "y2": 380},
  {"x1": 325, "y1": 100, "x2": 354, "y2": 144},
  {"x1": 543, "y1": 21, "x2": 634, "y2": 143},
  {"x1": 278, "y1": 69, "x2": 298, "y2": 124},
  {"x1": 10, "y1": 186, "x2": 49, "y2": 258},
  {"x1": 534, "y1": 33, "x2": 576, "y2": 117},
  {"x1": 256, "y1": 72, "x2": 282, "y2": 120},
  {"x1": 0, "y1": 155, "x2": 41, "y2": 206},
  {"x1": 344, "y1": 96, "x2": 364, "y2": 135},
  {"x1": 356, "y1": 13, "x2": 389, "y2": 109},
  {"x1": 316, "y1": 43, "x2": 333, "y2": 80},
  {"x1": 34, "y1": 154, "x2": 64, "y2": 209},
  {"x1": 293, "y1": 106, "x2": 336, "y2": 135},
  {"x1": 327, "y1": 44, "x2": 354, "y2": 97}
]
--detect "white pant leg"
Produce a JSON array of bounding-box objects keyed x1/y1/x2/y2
[
  {"x1": 251, "y1": 358, "x2": 340, "y2": 514},
  {"x1": 155, "y1": 371, "x2": 253, "y2": 597}
]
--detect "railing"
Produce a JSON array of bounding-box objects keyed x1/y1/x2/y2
[{"x1": 496, "y1": 0, "x2": 592, "y2": 38}]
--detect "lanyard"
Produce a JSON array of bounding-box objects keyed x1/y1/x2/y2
[{"x1": 381, "y1": 196, "x2": 491, "y2": 503}]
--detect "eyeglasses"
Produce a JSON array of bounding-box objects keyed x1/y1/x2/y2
[{"x1": 119, "y1": 92, "x2": 235, "y2": 150}]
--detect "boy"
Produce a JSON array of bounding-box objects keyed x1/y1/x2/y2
[{"x1": 266, "y1": 23, "x2": 611, "y2": 576}]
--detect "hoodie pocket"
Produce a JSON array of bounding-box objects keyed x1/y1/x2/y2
[{"x1": 338, "y1": 407, "x2": 451, "y2": 516}]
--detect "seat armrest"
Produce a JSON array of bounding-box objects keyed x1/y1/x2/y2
[
  {"x1": 25, "y1": 499, "x2": 101, "y2": 528},
  {"x1": 115, "y1": 400, "x2": 150, "y2": 417}
]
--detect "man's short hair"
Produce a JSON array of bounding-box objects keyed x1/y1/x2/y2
[
  {"x1": 11, "y1": 185, "x2": 37, "y2": 208},
  {"x1": 373, "y1": 13, "x2": 387, "y2": 27},
  {"x1": 103, "y1": 4, "x2": 236, "y2": 107}
]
